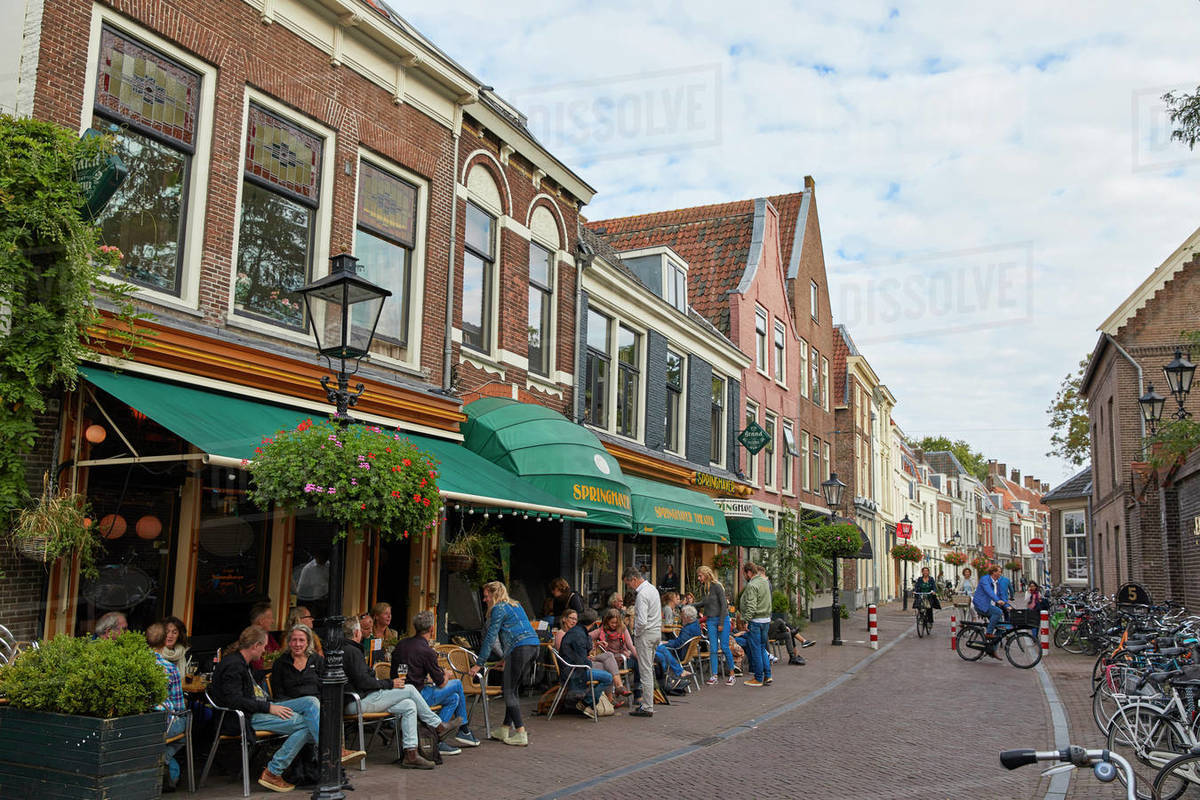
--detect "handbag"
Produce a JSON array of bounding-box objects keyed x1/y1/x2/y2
[{"x1": 594, "y1": 692, "x2": 615, "y2": 717}]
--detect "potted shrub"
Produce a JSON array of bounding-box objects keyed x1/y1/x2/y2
[
  {"x1": 9, "y1": 473, "x2": 101, "y2": 578},
  {"x1": 0, "y1": 631, "x2": 168, "y2": 797}
]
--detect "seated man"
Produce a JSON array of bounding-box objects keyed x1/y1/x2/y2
[
  {"x1": 390, "y1": 611, "x2": 480, "y2": 752},
  {"x1": 94, "y1": 611, "x2": 127, "y2": 639},
  {"x1": 146, "y1": 623, "x2": 186, "y2": 790},
  {"x1": 210, "y1": 625, "x2": 323, "y2": 793},
  {"x1": 559, "y1": 604, "x2": 612, "y2": 717},
  {"x1": 342, "y1": 618, "x2": 462, "y2": 769},
  {"x1": 768, "y1": 613, "x2": 810, "y2": 666}
]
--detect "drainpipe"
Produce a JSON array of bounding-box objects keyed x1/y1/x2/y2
[
  {"x1": 442, "y1": 102, "x2": 465, "y2": 392},
  {"x1": 1105, "y1": 334, "x2": 1145, "y2": 440}
]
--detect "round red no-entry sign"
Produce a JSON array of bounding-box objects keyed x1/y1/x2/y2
[{"x1": 1028, "y1": 538, "x2": 1044, "y2": 554}]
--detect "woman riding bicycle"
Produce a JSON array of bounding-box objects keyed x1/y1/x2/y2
[{"x1": 913, "y1": 567, "x2": 941, "y2": 625}]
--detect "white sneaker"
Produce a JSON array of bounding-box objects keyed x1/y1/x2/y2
[{"x1": 578, "y1": 701, "x2": 596, "y2": 720}]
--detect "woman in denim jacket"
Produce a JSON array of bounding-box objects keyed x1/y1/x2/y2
[{"x1": 475, "y1": 581, "x2": 539, "y2": 746}]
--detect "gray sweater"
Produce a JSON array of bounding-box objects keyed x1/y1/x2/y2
[{"x1": 700, "y1": 582, "x2": 728, "y2": 620}]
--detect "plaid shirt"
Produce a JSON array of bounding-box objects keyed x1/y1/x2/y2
[{"x1": 155, "y1": 651, "x2": 186, "y2": 714}]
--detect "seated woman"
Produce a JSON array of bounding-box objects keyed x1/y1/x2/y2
[
  {"x1": 557, "y1": 608, "x2": 613, "y2": 715},
  {"x1": 660, "y1": 592, "x2": 680, "y2": 628},
  {"x1": 286, "y1": 607, "x2": 324, "y2": 656},
  {"x1": 160, "y1": 615, "x2": 191, "y2": 677},
  {"x1": 590, "y1": 609, "x2": 641, "y2": 701},
  {"x1": 553, "y1": 609, "x2": 628, "y2": 703},
  {"x1": 269, "y1": 624, "x2": 361, "y2": 764}
]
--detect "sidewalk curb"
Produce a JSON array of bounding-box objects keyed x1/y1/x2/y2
[
  {"x1": 1036, "y1": 660, "x2": 1072, "y2": 800},
  {"x1": 534, "y1": 621, "x2": 917, "y2": 800}
]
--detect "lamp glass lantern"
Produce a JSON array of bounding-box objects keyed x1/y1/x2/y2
[
  {"x1": 821, "y1": 472, "x2": 847, "y2": 510},
  {"x1": 298, "y1": 253, "x2": 392, "y2": 361},
  {"x1": 1138, "y1": 383, "x2": 1167, "y2": 429},
  {"x1": 1163, "y1": 348, "x2": 1195, "y2": 412}
]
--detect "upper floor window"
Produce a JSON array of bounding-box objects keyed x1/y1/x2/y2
[
  {"x1": 528, "y1": 241, "x2": 554, "y2": 376},
  {"x1": 616, "y1": 325, "x2": 641, "y2": 438},
  {"x1": 665, "y1": 350, "x2": 684, "y2": 453},
  {"x1": 584, "y1": 309, "x2": 611, "y2": 428},
  {"x1": 800, "y1": 430, "x2": 810, "y2": 492},
  {"x1": 355, "y1": 161, "x2": 417, "y2": 351},
  {"x1": 810, "y1": 280, "x2": 819, "y2": 321},
  {"x1": 745, "y1": 401, "x2": 759, "y2": 485},
  {"x1": 773, "y1": 320, "x2": 786, "y2": 383},
  {"x1": 234, "y1": 104, "x2": 323, "y2": 330},
  {"x1": 810, "y1": 348, "x2": 821, "y2": 403},
  {"x1": 764, "y1": 411, "x2": 777, "y2": 488},
  {"x1": 821, "y1": 356, "x2": 830, "y2": 412},
  {"x1": 93, "y1": 26, "x2": 201, "y2": 297},
  {"x1": 822, "y1": 441, "x2": 831, "y2": 482},
  {"x1": 1064, "y1": 510, "x2": 1088, "y2": 581},
  {"x1": 799, "y1": 339, "x2": 809, "y2": 398},
  {"x1": 462, "y1": 202, "x2": 495, "y2": 352},
  {"x1": 710, "y1": 375, "x2": 725, "y2": 464},
  {"x1": 810, "y1": 436, "x2": 821, "y2": 490},
  {"x1": 664, "y1": 260, "x2": 687, "y2": 312},
  {"x1": 755, "y1": 308, "x2": 768, "y2": 372},
  {"x1": 781, "y1": 420, "x2": 795, "y2": 492}
]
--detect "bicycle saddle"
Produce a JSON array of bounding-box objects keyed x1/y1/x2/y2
[
  {"x1": 1149, "y1": 669, "x2": 1183, "y2": 683},
  {"x1": 1125, "y1": 643, "x2": 1151, "y2": 653},
  {"x1": 1158, "y1": 647, "x2": 1186, "y2": 656}
]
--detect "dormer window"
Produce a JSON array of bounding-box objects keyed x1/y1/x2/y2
[{"x1": 664, "y1": 259, "x2": 687, "y2": 312}]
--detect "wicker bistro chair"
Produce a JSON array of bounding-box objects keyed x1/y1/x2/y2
[
  {"x1": 164, "y1": 707, "x2": 195, "y2": 794},
  {"x1": 442, "y1": 645, "x2": 503, "y2": 738},
  {"x1": 545, "y1": 646, "x2": 600, "y2": 722},
  {"x1": 675, "y1": 637, "x2": 703, "y2": 692},
  {"x1": 198, "y1": 689, "x2": 282, "y2": 798}
]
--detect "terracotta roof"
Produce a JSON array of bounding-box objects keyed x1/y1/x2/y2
[
  {"x1": 832, "y1": 326, "x2": 851, "y2": 406},
  {"x1": 586, "y1": 193, "x2": 806, "y2": 337}
]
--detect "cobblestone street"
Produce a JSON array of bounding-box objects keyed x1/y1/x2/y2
[{"x1": 190, "y1": 604, "x2": 1122, "y2": 799}]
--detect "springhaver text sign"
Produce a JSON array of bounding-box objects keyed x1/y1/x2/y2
[
  {"x1": 691, "y1": 471, "x2": 742, "y2": 495},
  {"x1": 714, "y1": 498, "x2": 754, "y2": 518}
]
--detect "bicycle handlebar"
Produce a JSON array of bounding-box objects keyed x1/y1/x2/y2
[{"x1": 999, "y1": 745, "x2": 1135, "y2": 800}]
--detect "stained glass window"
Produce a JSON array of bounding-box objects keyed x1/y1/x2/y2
[
  {"x1": 355, "y1": 163, "x2": 416, "y2": 348},
  {"x1": 95, "y1": 27, "x2": 200, "y2": 148},
  {"x1": 357, "y1": 163, "x2": 416, "y2": 248},
  {"x1": 244, "y1": 105, "x2": 322, "y2": 204}
]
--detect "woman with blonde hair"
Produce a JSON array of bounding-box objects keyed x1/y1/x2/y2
[
  {"x1": 474, "y1": 581, "x2": 539, "y2": 746},
  {"x1": 286, "y1": 606, "x2": 324, "y2": 655},
  {"x1": 697, "y1": 565, "x2": 735, "y2": 685},
  {"x1": 270, "y1": 624, "x2": 324, "y2": 701}
]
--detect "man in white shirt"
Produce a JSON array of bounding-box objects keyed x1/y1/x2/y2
[
  {"x1": 624, "y1": 569, "x2": 662, "y2": 717},
  {"x1": 296, "y1": 550, "x2": 330, "y2": 616}
]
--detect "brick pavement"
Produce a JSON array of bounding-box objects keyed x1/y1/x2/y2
[
  {"x1": 1042, "y1": 647, "x2": 1124, "y2": 799},
  {"x1": 188, "y1": 604, "x2": 1076, "y2": 799}
]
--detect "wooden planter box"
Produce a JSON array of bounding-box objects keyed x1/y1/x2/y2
[{"x1": 0, "y1": 706, "x2": 166, "y2": 799}]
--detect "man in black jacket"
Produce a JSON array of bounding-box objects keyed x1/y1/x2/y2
[
  {"x1": 210, "y1": 625, "x2": 323, "y2": 793},
  {"x1": 342, "y1": 618, "x2": 462, "y2": 769}
]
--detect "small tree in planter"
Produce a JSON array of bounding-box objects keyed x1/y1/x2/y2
[
  {"x1": 944, "y1": 551, "x2": 968, "y2": 567},
  {"x1": 0, "y1": 632, "x2": 168, "y2": 797}
]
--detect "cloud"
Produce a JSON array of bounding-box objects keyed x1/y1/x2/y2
[{"x1": 402, "y1": 0, "x2": 1200, "y2": 486}]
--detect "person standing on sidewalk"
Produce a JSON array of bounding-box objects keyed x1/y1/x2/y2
[
  {"x1": 624, "y1": 569, "x2": 661, "y2": 717},
  {"x1": 697, "y1": 565, "x2": 736, "y2": 685},
  {"x1": 738, "y1": 563, "x2": 773, "y2": 687},
  {"x1": 475, "y1": 581, "x2": 539, "y2": 746}
]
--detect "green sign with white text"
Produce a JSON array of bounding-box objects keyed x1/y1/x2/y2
[
  {"x1": 76, "y1": 128, "x2": 128, "y2": 221},
  {"x1": 737, "y1": 421, "x2": 770, "y2": 454}
]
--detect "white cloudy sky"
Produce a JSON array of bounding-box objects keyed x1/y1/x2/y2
[{"x1": 403, "y1": 0, "x2": 1200, "y2": 487}]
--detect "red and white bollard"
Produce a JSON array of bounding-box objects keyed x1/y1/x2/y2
[
  {"x1": 1040, "y1": 609, "x2": 1050, "y2": 653},
  {"x1": 868, "y1": 604, "x2": 878, "y2": 649},
  {"x1": 950, "y1": 613, "x2": 957, "y2": 651}
]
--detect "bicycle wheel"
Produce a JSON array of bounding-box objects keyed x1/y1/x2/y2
[
  {"x1": 1057, "y1": 625, "x2": 1086, "y2": 655},
  {"x1": 1093, "y1": 663, "x2": 1141, "y2": 734},
  {"x1": 1106, "y1": 704, "x2": 1190, "y2": 800},
  {"x1": 1005, "y1": 630, "x2": 1042, "y2": 669},
  {"x1": 1151, "y1": 751, "x2": 1200, "y2": 800},
  {"x1": 916, "y1": 610, "x2": 925, "y2": 638},
  {"x1": 956, "y1": 626, "x2": 987, "y2": 661},
  {"x1": 922, "y1": 610, "x2": 934, "y2": 638}
]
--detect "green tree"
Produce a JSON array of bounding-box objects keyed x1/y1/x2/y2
[
  {"x1": 1163, "y1": 86, "x2": 1200, "y2": 150},
  {"x1": 0, "y1": 114, "x2": 146, "y2": 516},
  {"x1": 1046, "y1": 356, "x2": 1091, "y2": 467},
  {"x1": 912, "y1": 436, "x2": 988, "y2": 482}
]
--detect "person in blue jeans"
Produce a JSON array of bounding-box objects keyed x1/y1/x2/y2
[
  {"x1": 475, "y1": 581, "x2": 540, "y2": 747},
  {"x1": 739, "y1": 562, "x2": 773, "y2": 686},
  {"x1": 559, "y1": 607, "x2": 613, "y2": 716},
  {"x1": 391, "y1": 610, "x2": 480, "y2": 751},
  {"x1": 972, "y1": 565, "x2": 1009, "y2": 660},
  {"x1": 697, "y1": 565, "x2": 736, "y2": 685},
  {"x1": 210, "y1": 625, "x2": 330, "y2": 793}
]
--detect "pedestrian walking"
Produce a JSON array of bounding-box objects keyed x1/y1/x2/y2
[
  {"x1": 738, "y1": 563, "x2": 772, "y2": 687},
  {"x1": 624, "y1": 569, "x2": 661, "y2": 717}
]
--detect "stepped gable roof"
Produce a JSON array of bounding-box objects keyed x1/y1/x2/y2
[
  {"x1": 586, "y1": 193, "x2": 805, "y2": 337},
  {"x1": 1042, "y1": 466, "x2": 1092, "y2": 503}
]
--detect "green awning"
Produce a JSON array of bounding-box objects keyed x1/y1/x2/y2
[
  {"x1": 625, "y1": 475, "x2": 728, "y2": 544},
  {"x1": 462, "y1": 397, "x2": 633, "y2": 529},
  {"x1": 79, "y1": 367, "x2": 584, "y2": 517},
  {"x1": 726, "y1": 504, "x2": 777, "y2": 548}
]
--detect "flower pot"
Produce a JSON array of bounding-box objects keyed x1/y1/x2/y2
[
  {"x1": 0, "y1": 706, "x2": 166, "y2": 798},
  {"x1": 14, "y1": 536, "x2": 51, "y2": 563},
  {"x1": 443, "y1": 553, "x2": 476, "y2": 573}
]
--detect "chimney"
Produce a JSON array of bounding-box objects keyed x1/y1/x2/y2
[
  {"x1": 1024, "y1": 475, "x2": 1036, "y2": 490},
  {"x1": 997, "y1": 463, "x2": 1007, "y2": 479},
  {"x1": 1010, "y1": 468, "x2": 1020, "y2": 484},
  {"x1": 1041, "y1": 482, "x2": 1050, "y2": 494},
  {"x1": 987, "y1": 459, "x2": 1000, "y2": 476}
]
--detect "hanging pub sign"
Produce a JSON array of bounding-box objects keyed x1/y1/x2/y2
[
  {"x1": 737, "y1": 421, "x2": 770, "y2": 454},
  {"x1": 76, "y1": 128, "x2": 128, "y2": 221}
]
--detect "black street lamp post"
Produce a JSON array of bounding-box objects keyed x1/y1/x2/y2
[
  {"x1": 297, "y1": 254, "x2": 391, "y2": 800},
  {"x1": 820, "y1": 472, "x2": 847, "y2": 646},
  {"x1": 1139, "y1": 348, "x2": 1195, "y2": 435},
  {"x1": 899, "y1": 514, "x2": 913, "y2": 610}
]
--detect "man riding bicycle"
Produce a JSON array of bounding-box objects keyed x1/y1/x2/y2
[{"x1": 972, "y1": 565, "x2": 1010, "y2": 659}]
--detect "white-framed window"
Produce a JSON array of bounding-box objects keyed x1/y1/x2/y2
[
  {"x1": 462, "y1": 201, "x2": 495, "y2": 353},
  {"x1": 821, "y1": 356, "x2": 830, "y2": 412},
  {"x1": 665, "y1": 349, "x2": 684, "y2": 453},
  {"x1": 755, "y1": 307, "x2": 769, "y2": 373},
  {"x1": 799, "y1": 339, "x2": 809, "y2": 398},
  {"x1": 822, "y1": 441, "x2": 831, "y2": 482},
  {"x1": 664, "y1": 259, "x2": 687, "y2": 312},
  {"x1": 354, "y1": 156, "x2": 425, "y2": 363},
  {"x1": 773, "y1": 319, "x2": 786, "y2": 384},
  {"x1": 782, "y1": 421, "x2": 795, "y2": 492},
  {"x1": 1063, "y1": 510, "x2": 1088, "y2": 582},
  {"x1": 745, "y1": 401, "x2": 759, "y2": 484},
  {"x1": 800, "y1": 431, "x2": 810, "y2": 492},
  {"x1": 527, "y1": 240, "x2": 554, "y2": 376},
  {"x1": 810, "y1": 280, "x2": 820, "y2": 321},
  {"x1": 710, "y1": 374, "x2": 725, "y2": 465},
  {"x1": 810, "y1": 347, "x2": 821, "y2": 404},
  {"x1": 86, "y1": 15, "x2": 216, "y2": 310},
  {"x1": 764, "y1": 411, "x2": 777, "y2": 489},
  {"x1": 616, "y1": 324, "x2": 641, "y2": 438},
  {"x1": 584, "y1": 308, "x2": 611, "y2": 428},
  {"x1": 232, "y1": 99, "x2": 331, "y2": 334}
]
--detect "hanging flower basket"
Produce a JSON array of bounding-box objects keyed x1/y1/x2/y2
[
  {"x1": 711, "y1": 550, "x2": 738, "y2": 571},
  {"x1": 1004, "y1": 560, "x2": 1022, "y2": 571},
  {"x1": 970, "y1": 555, "x2": 991, "y2": 573},
  {"x1": 442, "y1": 553, "x2": 476, "y2": 573},
  {"x1": 889, "y1": 543, "x2": 923, "y2": 562},
  {"x1": 10, "y1": 473, "x2": 100, "y2": 577},
  {"x1": 799, "y1": 522, "x2": 862, "y2": 559},
  {"x1": 248, "y1": 419, "x2": 444, "y2": 541},
  {"x1": 944, "y1": 551, "x2": 968, "y2": 566}
]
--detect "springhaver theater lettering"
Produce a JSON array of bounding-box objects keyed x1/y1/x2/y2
[
  {"x1": 691, "y1": 472, "x2": 742, "y2": 495},
  {"x1": 652, "y1": 505, "x2": 717, "y2": 528},
  {"x1": 573, "y1": 483, "x2": 632, "y2": 509}
]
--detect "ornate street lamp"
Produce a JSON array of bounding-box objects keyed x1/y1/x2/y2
[
  {"x1": 898, "y1": 513, "x2": 914, "y2": 610},
  {"x1": 820, "y1": 472, "x2": 847, "y2": 646},
  {"x1": 298, "y1": 253, "x2": 392, "y2": 426},
  {"x1": 296, "y1": 253, "x2": 390, "y2": 800},
  {"x1": 1138, "y1": 384, "x2": 1167, "y2": 435},
  {"x1": 1162, "y1": 348, "x2": 1195, "y2": 420}
]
